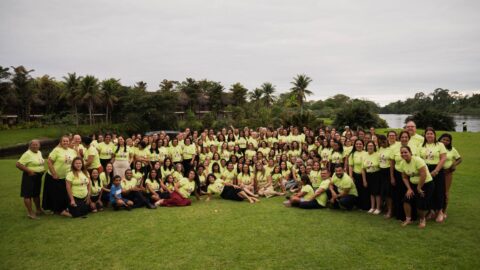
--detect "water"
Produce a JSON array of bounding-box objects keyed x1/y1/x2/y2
[{"x1": 379, "y1": 114, "x2": 480, "y2": 132}]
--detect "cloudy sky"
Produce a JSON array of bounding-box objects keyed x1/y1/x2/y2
[{"x1": 1, "y1": 0, "x2": 479, "y2": 105}]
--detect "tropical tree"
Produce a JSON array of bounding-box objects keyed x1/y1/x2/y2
[
  {"x1": 248, "y1": 88, "x2": 264, "y2": 106},
  {"x1": 0, "y1": 66, "x2": 12, "y2": 114},
  {"x1": 134, "y1": 81, "x2": 147, "y2": 92},
  {"x1": 11, "y1": 66, "x2": 37, "y2": 122},
  {"x1": 79, "y1": 75, "x2": 101, "y2": 125},
  {"x1": 229, "y1": 82, "x2": 248, "y2": 106},
  {"x1": 101, "y1": 78, "x2": 121, "y2": 124},
  {"x1": 204, "y1": 81, "x2": 224, "y2": 114},
  {"x1": 35, "y1": 75, "x2": 62, "y2": 115},
  {"x1": 178, "y1": 78, "x2": 201, "y2": 111},
  {"x1": 61, "y1": 73, "x2": 82, "y2": 126},
  {"x1": 260, "y1": 82, "x2": 276, "y2": 107},
  {"x1": 159, "y1": 79, "x2": 178, "y2": 92},
  {"x1": 290, "y1": 74, "x2": 313, "y2": 115}
]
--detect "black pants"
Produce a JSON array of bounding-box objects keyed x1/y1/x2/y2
[
  {"x1": 428, "y1": 165, "x2": 445, "y2": 211},
  {"x1": 42, "y1": 174, "x2": 68, "y2": 213},
  {"x1": 392, "y1": 169, "x2": 407, "y2": 221},
  {"x1": 353, "y1": 173, "x2": 369, "y2": 210},
  {"x1": 124, "y1": 191, "x2": 150, "y2": 208},
  {"x1": 21, "y1": 172, "x2": 43, "y2": 198},
  {"x1": 182, "y1": 159, "x2": 193, "y2": 177},
  {"x1": 67, "y1": 197, "x2": 90, "y2": 218},
  {"x1": 298, "y1": 199, "x2": 324, "y2": 209},
  {"x1": 327, "y1": 186, "x2": 356, "y2": 210}
]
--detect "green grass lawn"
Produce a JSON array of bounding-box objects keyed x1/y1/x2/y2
[
  {"x1": 0, "y1": 127, "x2": 63, "y2": 148},
  {"x1": 0, "y1": 131, "x2": 479, "y2": 269}
]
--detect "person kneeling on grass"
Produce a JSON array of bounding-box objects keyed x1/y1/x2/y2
[
  {"x1": 298, "y1": 168, "x2": 331, "y2": 209},
  {"x1": 157, "y1": 169, "x2": 196, "y2": 207},
  {"x1": 283, "y1": 175, "x2": 315, "y2": 207},
  {"x1": 329, "y1": 165, "x2": 358, "y2": 210},
  {"x1": 205, "y1": 174, "x2": 259, "y2": 203},
  {"x1": 110, "y1": 175, "x2": 133, "y2": 211}
]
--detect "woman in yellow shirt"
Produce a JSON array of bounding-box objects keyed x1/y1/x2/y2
[
  {"x1": 89, "y1": 168, "x2": 103, "y2": 212},
  {"x1": 65, "y1": 157, "x2": 91, "y2": 218},
  {"x1": 284, "y1": 175, "x2": 314, "y2": 207},
  {"x1": 158, "y1": 169, "x2": 196, "y2": 207},
  {"x1": 348, "y1": 139, "x2": 369, "y2": 211},
  {"x1": 16, "y1": 139, "x2": 45, "y2": 219},
  {"x1": 111, "y1": 136, "x2": 132, "y2": 179},
  {"x1": 362, "y1": 141, "x2": 381, "y2": 214},
  {"x1": 438, "y1": 133, "x2": 462, "y2": 218},
  {"x1": 420, "y1": 127, "x2": 447, "y2": 223},
  {"x1": 43, "y1": 135, "x2": 77, "y2": 216},
  {"x1": 182, "y1": 137, "x2": 197, "y2": 177},
  {"x1": 399, "y1": 146, "x2": 434, "y2": 228}
]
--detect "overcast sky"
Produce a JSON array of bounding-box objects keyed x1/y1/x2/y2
[{"x1": 1, "y1": 0, "x2": 479, "y2": 105}]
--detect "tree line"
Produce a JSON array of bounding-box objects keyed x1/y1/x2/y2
[
  {"x1": 380, "y1": 88, "x2": 480, "y2": 115},
  {"x1": 0, "y1": 65, "x2": 389, "y2": 132}
]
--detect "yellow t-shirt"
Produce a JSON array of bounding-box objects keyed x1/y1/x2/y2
[
  {"x1": 330, "y1": 151, "x2": 345, "y2": 164},
  {"x1": 207, "y1": 179, "x2": 225, "y2": 195},
  {"x1": 245, "y1": 150, "x2": 256, "y2": 161},
  {"x1": 237, "y1": 172, "x2": 253, "y2": 185},
  {"x1": 48, "y1": 147, "x2": 77, "y2": 179},
  {"x1": 271, "y1": 173, "x2": 282, "y2": 185},
  {"x1": 332, "y1": 173, "x2": 358, "y2": 197},
  {"x1": 114, "y1": 146, "x2": 131, "y2": 161},
  {"x1": 100, "y1": 172, "x2": 112, "y2": 187},
  {"x1": 221, "y1": 169, "x2": 237, "y2": 184},
  {"x1": 158, "y1": 147, "x2": 169, "y2": 163},
  {"x1": 378, "y1": 147, "x2": 391, "y2": 169},
  {"x1": 85, "y1": 146, "x2": 101, "y2": 170},
  {"x1": 97, "y1": 142, "x2": 115, "y2": 160},
  {"x1": 145, "y1": 179, "x2": 160, "y2": 193},
  {"x1": 169, "y1": 145, "x2": 183, "y2": 163},
  {"x1": 315, "y1": 179, "x2": 331, "y2": 207},
  {"x1": 121, "y1": 178, "x2": 137, "y2": 191},
  {"x1": 18, "y1": 150, "x2": 45, "y2": 173},
  {"x1": 319, "y1": 148, "x2": 332, "y2": 162},
  {"x1": 420, "y1": 143, "x2": 447, "y2": 165},
  {"x1": 348, "y1": 151, "x2": 367, "y2": 174},
  {"x1": 301, "y1": 185, "x2": 315, "y2": 200},
  {"x1": 160, "y1": 167, "x2": 174, "y2": 181},
  {"x1": 399, "y1": 156, "x2": 433, "y2": 184},
  {"x1": 444, "y1": 147, "x2": 460, "y2": 169},
  {"x1": 90, "y1": 178, "x2": 102, "y2": 196},
  {"x1": 66, "y1": 171, "x2": 89, "y2": 198},
  {"x1": 237, "y1": 137, "x2": 247, "y2": 149},
  {"x1": 363, "y1": 152, "x2": 380, "y2": 173},
  {"x1": 309, "y1": 170, "x2": 321, "y2": 188},
  {"x1": 410, "y1": 134, "x2": 425, "y2": 149},
  {"x1": 182, "y1": 144, "x2": 197, "y2": 160},
  {"x1": 178, "y1": 178, "x2": 195, "y2": 198},
  {"x1": 256, "y1": 171, "x2": 268, "y2": 188}
]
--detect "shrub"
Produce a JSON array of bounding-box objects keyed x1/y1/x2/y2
[
  {"x1": 405, "y1": 109, "x2": 455, "y2": 131},
  {"x1": 333, "y1": 100, "x2": 388, "y2": 130}
]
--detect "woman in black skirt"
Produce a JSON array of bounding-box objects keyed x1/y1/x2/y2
[
  {"x1": 420, "y1": 127, "x2": 447, "y2": 223},
  {"x1": 205, "y1": 174, "x2": 259, "y2": 203},
  {"x1": 16, "y1": 140, "x2": 46, "y2": 219},
  {"x1": 43, "y1": 136, "x2": 78, "y2": 217},
  {"x1": 348, "y1": 139, "x2": 369, "y2": 211}
]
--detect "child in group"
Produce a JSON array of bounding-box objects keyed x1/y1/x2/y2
[
  {"x1": 89, "y1": 169, "x2": 103, "y2": 212},
  {"x1": 110, "y1": 175, "x2": 134, "y2": 211},
  {"x1": 283, "y1": 175, "x2": 315, "y2": 207}
]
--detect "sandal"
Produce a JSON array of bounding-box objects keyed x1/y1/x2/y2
[
  {"x1": 401, "y1": 218, "x2": 412, "y2": 227},
  {"x1": 418, "y1": 219, "x2": 426, "y2": 229},
  {"x1": 27, "y1": 214, "x2": 39, "y2": 220}
]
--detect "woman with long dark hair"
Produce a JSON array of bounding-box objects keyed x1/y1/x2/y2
[
  {"x1": 349, "y1": 139, "x2": 369, "y2": 210},
  {"x1": 438, "y1": 133, "x2": 462, "y2": 219}
]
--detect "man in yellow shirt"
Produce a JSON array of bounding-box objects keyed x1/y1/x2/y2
[{"x1": 329, "y1": 165, "x2": 357, "y2": 210}]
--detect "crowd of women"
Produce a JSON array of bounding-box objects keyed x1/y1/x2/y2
[{"x1": 16, "y1": 121, "x2": 462, "y2": 228}]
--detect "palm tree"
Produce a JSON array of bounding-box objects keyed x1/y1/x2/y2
[
  {"x1": 61, "y1": 73, "x2": 82, "y2": 126},
  {"x1": 248, "y1": 88, "x2": 263, "y2": 103},
  {"x1": 159, "y1": 79, "x2": 178, "y2": 92},
  {"x1": 260, "y1": 82, "x2": 276, "y2": 107},
  {"x1": 134, "y1": 81, "x2": 147, "y2": 91},
  {"x1": 101, "y1": 78, "x2": 121, "y2": 124},
  {"x1": 79, "y1": 75, "x2": 101, "y2": 125},
  {"x1": 290, "y1": 74, "x2": 313, "y2": 115},
  {"x1": 10, "y1": 66, "x2": 36, "y2": 122}
]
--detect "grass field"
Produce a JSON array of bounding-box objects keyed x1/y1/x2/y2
[
  {"x1": 0, "y1": 127, "x2": 62, "y2": 147},
  {"x1": 0, "y1": 130, "x2": 479, "y2": 269}
]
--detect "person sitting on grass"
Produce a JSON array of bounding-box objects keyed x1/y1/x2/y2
[
  {"x1": 205, "y1": 174, "x2": 259, "y2": 203},
  {"x1": 89, "y1": 169, "x2": 103, "y2": 212},
  {"x1": 329, "y1": 165, "x2": 358, "y2": 210},
  {"x1": 298, "y1": 168, "x2": 331, "y2": 209},
  {"x1": 122, "y1": 169, "x2": 155, "y2": 209},
  {"x1": 110, "y1": 175, "x2": 133, "y2": 211},
  {"x1": 157, "y1": 169, "x2": 196, "y2": 207},
  {"x1": 283, "y1": 175, "x2": 315, "y2": 207}
]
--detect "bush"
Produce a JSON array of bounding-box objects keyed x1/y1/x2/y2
[
  {"x1": 405, "y1": 109, "x2": 455, "y2": 131},
  {"x1": 333, "y1": 100, "x2": 388, "y2": 130}
]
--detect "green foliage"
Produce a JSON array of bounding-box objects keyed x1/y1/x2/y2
[
  {"x1": 381, "y1": 88, "x2": 480, "y2": 115},
  {"x1": 229, "y1": 83, "x2": 248, "y2": 106},
  {"x1": 406, "y1": 108, "x2": 456, "y2": 131},
  {"x1": 333, "y1": 100, "x2": 388, "y2": 129}
]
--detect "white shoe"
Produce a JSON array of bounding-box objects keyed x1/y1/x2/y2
[
  {"x1": 368, "y1": 208, "x2": 375, "y2": 214},
  {"x1": 373, "y1": 209, "x2": 381, "y2": 215}
]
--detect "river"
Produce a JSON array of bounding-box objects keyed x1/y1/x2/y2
[{"x1": 379, "y1": 114, "x2": 480, "y2": 132}]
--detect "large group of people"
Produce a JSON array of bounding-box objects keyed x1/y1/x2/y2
[{"x1": 16, "y1": 121, "x2": 462, "y2": 228}]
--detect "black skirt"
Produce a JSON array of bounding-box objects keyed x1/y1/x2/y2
[
  {"x1": 379, "y1": 168, "x2": 392, "y2": 199},
  {"x1": 67, "y1": 197, "x2": 90, "y2": 218},
  {"x1": 403, "y1": 181, "x2": 435, "y2": 211},
  {"x1": 428, "y1": 164, "x2": 445, "y2": 211},
  {"x1": 220, "y1": 186, "x2": 244, "y2": 201},
  {"x1": 366, "y1": 171, "x2": 381, "y2": 196},
  {"x1": 42, "y1": 173, "x2": 68, "y2": 213},
  {"x1": 353, "y1": 172, "x2": 369, "y2": 210},
  {"x1": 20, "y1": 172, "x2": 44, "y2": 198}
]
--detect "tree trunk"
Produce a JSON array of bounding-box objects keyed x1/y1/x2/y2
[
  {"x1": 74, "y1": 103, "x2": 78, "y2": 127},
  {"x1": 89, "y1": 100, "x2": 93, "y2": 125},
  {"x1": 106, "y1": 106, "x2": 109, "y2": 124}
]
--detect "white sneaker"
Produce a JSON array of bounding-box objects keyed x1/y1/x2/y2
[
  {"x1": 368, "y1": 208, "x2": 375, "y2": 214},
  {"x1": 373, "y1": 209, "x2": 381, "y2": 215}
]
